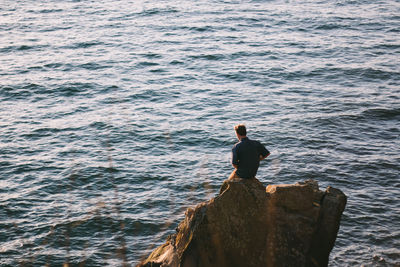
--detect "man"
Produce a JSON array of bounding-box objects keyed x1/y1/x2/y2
[{"x1": 230, "y1": 124, "x2": 270, "y2": 179}]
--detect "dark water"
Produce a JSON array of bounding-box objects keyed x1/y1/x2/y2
[{"x1": 1, "y1": 0, "x2": 399, "y2": 266}]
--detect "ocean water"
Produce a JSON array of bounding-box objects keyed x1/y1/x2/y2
[{"x1": 1, "y1": 0, "x2": 399, "y2": 266}]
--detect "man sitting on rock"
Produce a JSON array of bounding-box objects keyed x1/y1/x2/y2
[{"x1": 229, "y1": 124, "x2": 270, "y2": 180}]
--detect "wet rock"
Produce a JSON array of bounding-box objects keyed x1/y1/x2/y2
[{"x1": 137, "y1": 178, "x2": 347, "y2": 267}]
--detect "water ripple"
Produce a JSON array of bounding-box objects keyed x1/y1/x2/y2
[{"x1": 1, "y1": 0, "x2": 399, "y2": 266}]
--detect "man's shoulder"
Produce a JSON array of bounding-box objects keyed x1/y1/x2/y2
[
  {"x1": 248, "y1": 138, "x2": 262, "y2": 145},
  {"x1": 232, "y1": 141, "x2": 240, "y2": 150},
  {"x1": 249, "y1": 139, "x2": 267, "y2": 150}
]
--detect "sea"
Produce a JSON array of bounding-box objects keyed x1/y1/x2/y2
[{"x1": 0, "y1": 0, "x2": 399, "y2": 266}]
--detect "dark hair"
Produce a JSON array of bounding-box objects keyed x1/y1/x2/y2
[{"x1": 234, "y1": 124, "x2": 247, "y2": 136}]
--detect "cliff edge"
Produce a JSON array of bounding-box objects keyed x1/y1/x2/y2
[{"x1": 137, "y1": 178, "x2": 347, "y2": 267}]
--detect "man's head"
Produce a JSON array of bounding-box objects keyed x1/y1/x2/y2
[{"x1": 234, "y1": 124, "x2": 247, "y2": 140}]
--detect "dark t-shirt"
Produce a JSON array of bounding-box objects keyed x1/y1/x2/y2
[{"x1": 232, "y1": 137, "x2": 270, "y2": 179}]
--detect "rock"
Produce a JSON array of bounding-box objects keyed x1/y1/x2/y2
[{"x1": 137, "y1": 178, "x2": 347, "y2": 267}]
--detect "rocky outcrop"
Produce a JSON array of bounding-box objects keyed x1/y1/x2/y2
[{"x1": 137, "y1": 178, "x2": 347, "y2": 267}]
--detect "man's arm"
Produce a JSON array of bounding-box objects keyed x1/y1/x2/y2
[
  {"x1": 259, "y1": 152, "x2": 270, "y2": 161},
  {"x1": 258, "y1": 141, "x2": 270, "y2": 161},
  {"x1": 232, "y1": 146, "x2": 239, "y2": 169}
]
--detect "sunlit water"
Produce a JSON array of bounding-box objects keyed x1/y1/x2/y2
[{"x1": 1, "y1": 0, "x2": 399, "y2": 266}]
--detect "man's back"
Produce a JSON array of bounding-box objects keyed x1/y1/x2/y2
[{"x1": 232, "y1": 137, "x2": 269, "y2": 179}]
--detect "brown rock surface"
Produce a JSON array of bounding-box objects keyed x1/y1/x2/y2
[{"x1": 137, "y1": 178, "x2": 347, "y2": 267}]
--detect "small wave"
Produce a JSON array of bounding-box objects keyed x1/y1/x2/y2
[
  {"x1": 27, "y1": 62, "x2": 106, "y2": 72},
  {"x1": 314, "y1": 23, "x2": 345, "y2": 30},
  {"x1": 169, "y1": 60, "x2": 184, "y2": 65},
  {"x1": 0, "y1": 44, "x2": 49, "y2": 53},
  {"x1": 387, "y1": 27, "x2": 400, "y2": 33},
  {"x1": 75, "y1": 41, "x2": 104, "y2": 49},
  {"x1": 136, "y1": 61, "x2": 160, "y2": 67},
  {"x1": 78, "y1": 62, "x2": 110, "y2": 70},
  {"x1": 0, "y1": 83, "x2": 45, "y2": 100},
  {"x1": 357, "y1": 68, "x2": 399, "y2": 81},
  {"x1": 51, "y1": 82, "x2": 97, "y2": 97},
  {"x1": 371, "y1": 43, "x2": 400, "y2": 50},
  {"x1": 360, "y1": 108, "x2": 400, "y2": 121},
  {"x1": 189, "y1": 53, "x2": 226, "y2": 61},
  {"x1": 89, "y1": 121, "x2": 110, "y2": 131},
  {"x1": 25, "y1": 126, "x2": 85, "y2": 137},
  {"x1": 39, "y1": 25, "x2": 73, "y2": 33},
  {"x1": 141, "y1": 53, "x2": 163, "y2": 59},
  {"x1": 128, "y1": 89, "x2": 178, "y2": 103},
  {"x1": 0, "y1": 82, "x2": 99, "y2": 101},
  {"x1": 60, "y1": 82, "x2": 100, "y2": 96},
  {"x1": 61, "y1": 41, "x2": 105, "y2": 50},
  {"x1": 149, "y1": 68, "x2": 167, "y2": 73},
  {"x1": 43, "y1": 63, "x2": 64, "y2": 69},
  {"x1": 308, "y1": 108, "x2": 400, "y2": 131},
  {"x1": 215, "y1": 72, "x2": 248, "y2": 82},
  {"x1": 26, "y1": 8, "x2": 63, "y2": 14},
  {"x1": 39, "y1": 8, "x2": 63, "y2": 14},
  {"x1": 279, "y1": 67, "x2": 399, "y2": 82},
  {"x1": 140, "y1": 7, "x2": 179, "y2": 17},
  {"x1": 188, "y1": 25, "x2": 215, "y2": 32},
  {"x1": 21, "y1": 63, "x2": 70, "y2": 73},
  {"x1": 17, "y1": 45, "x2": 36, "y2": 51},
  {"x1": 229, "y1": 51, "x2": 273, "y2": 59}
]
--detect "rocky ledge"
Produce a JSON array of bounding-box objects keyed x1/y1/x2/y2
[{"x1": 137, "y1": 178, "x2": 347, "y2": 267}]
